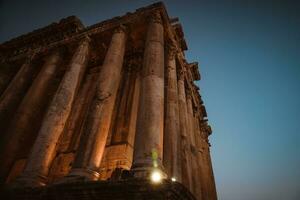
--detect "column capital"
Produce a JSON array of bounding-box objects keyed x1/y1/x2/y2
[
  {"x1": 125, "y1": 51, "x2": 143, "y2": 72},
  {"x1": 46, "y1": 47, "x2": 64, "y2": 58},
  {"x1": 186, "y1": 89, "x2": 193, "y2": 100},
  {"x1": 79, "y1": 35, "x2": 91, "y2": 45},
  {"x1": 23, "y1": 52, "x2": 38, "y2": 65},
  {"x1": 166, "y1": 41, "x2": 177, "y2": 61},
  {"x1": 148, "y1": 11, "x2": 162, "y2": 24},
  {"x1": 114, "y1": 24, "x2": 127, "y2": 34},
  {"x1": 200, "y1": 122, "x2": 212, "y2": 137},
  {"x1": 177, "y1": 69, "x2": 185, "y2": 81}
]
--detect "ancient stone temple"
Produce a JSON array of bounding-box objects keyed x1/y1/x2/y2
[{"x1": 0, "y1": 2, "x2": 217, "y2": 200}]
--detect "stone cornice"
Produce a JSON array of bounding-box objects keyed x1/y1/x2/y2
[{"x1": 0, "y1": 2, "x2": 174, "y2": 61}]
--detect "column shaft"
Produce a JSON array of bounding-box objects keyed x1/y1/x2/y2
[
  {"x1": 198, "y1": 132, "x2": 210, "y2": 200},
  {"x1": 206, "y1": 143, "x2": 218, "y2": 200},
  {"x1": 58, "y1": 73, "x2": 97, "y2": 152},
  {"x1": 69, "y1": 26, "x2": 127, "y2": 180},
  {"x1": 132, "y1": 12, "x2": 165, "y2": 177},
  {"x1": 127, "y1": 73, "x2": 141, "y2": 147},
  {"x1": 186, "y1": 94, "x2": 199, "y2": 196},
  {"x1": 0, "y1": 51, "x2": 61, "y2": 182},
  {"x1": 177, "y1": 75, "x2": 193, "y2": 188},
  {"x1": 163, "y1": 46, "x2": 180, "y2": 180},
  {"x1": 18, "y1": 38, "x2": 90, "y2": 187},
  {"x1": 186, "y1": 95, "x2": 197, "y2": 195},
  {"x1": 0, "y1": 55, "x2": 36, "y2": 136},
  {"x1": 194, "y1": 115, "x2": 205, "y2": 199},
  {"x1": 110, "y1": 70, "x2": 135, "y2": 144}
]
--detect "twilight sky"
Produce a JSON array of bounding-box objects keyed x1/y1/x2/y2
[{"x1": 0, "y1": 0, "x2": 299, "y2": 199}]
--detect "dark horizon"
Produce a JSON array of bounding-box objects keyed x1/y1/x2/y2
[{"x1": 1, "y1": 0, "x2": 300, "y2": 200}]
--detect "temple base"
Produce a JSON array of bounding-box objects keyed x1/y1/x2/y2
[
  {"x1": 12, "y1": 172, "x2": 47, "y2": 188},
  {"x1": 1, "y1": 179, "x2": 196, "y2": 200}
]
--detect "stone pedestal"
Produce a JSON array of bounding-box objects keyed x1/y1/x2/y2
[{"x1": 98, "y1": 143, "x2": 133, "y2": 180}]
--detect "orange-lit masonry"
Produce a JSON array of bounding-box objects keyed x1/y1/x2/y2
[{"x1": 0, "y1": 2, "x2": 217, "y2": 200}]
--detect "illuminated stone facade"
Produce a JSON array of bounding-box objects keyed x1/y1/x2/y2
[{"x1": 0, "y1": 2, "x2": 217, "y2": 200}]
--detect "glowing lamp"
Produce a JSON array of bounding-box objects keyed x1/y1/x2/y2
[{"x1": 150, "y1": 170, "x2": 162, "y2": 183}]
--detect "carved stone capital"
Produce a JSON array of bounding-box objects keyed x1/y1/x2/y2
[
  {"x1": 177, "y1": 69, "x2": 185, "y2": 81},
  {"x1": 148, "y1": 11, "x2": 162, "y2": 24},
  {"x1": 114, "y1": 24, "x2": 127, "y2": 34},
  {"x1": 79, "y1": 35, "x2": 91, "y2": 44},
  {"x1": 186, "y1": 89, "x2": 192, "y2": 99},
  {"x1": 23, "y1": 52, "x2": 38, "y2": 65},
  {"x1": 166, "y1": 41, "x2": 177, "y2": 60},
  {"x1": 124, "y1": 48, "x2": 143, "y2": 72},
  {"x1": 200, "y1": 122, "x2": 212, "y2": 137}
]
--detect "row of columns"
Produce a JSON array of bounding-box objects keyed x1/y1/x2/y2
[
  {"x1": 0, "y1": 10, "x2": 216, "y2": 199},
  {"x1": 17, "y1": 37, "x2": 90, "y2": 186},
  {"x1": 162, "y1": 41, "x2": 216, "y2": 199},
  {"x1": 69, "y1": 25, "x2": 127, "y2": 180},
  {"x1": 0, "y1": 51, "x2": 61, "y2": 182}
]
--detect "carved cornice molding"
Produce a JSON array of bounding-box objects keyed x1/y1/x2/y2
[{"x1": 1, "y1": 4, "x2": 167, "y2": 62}]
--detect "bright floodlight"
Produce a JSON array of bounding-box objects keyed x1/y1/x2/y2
[
  {"x1": 150, "y1": 170, "x2": 162, "y2": 183},
  {"x1": 171, "y1": 177, "x2": 176, "y2": 182}
]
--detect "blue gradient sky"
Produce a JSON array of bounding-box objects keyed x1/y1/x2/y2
[{"x1": 1, "y1": 0, "x2": 299, "y2": 199}]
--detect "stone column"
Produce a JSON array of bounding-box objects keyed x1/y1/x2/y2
[
  {"x1": 186, "y1": 92, "x2": 196, "y2": 147},
  {"x1": 194, "y1": 114, "x2": 205, "y2": 199},
  {"x1": 163, "y1": 44, "x2": 180, "y2": 180},
  {"x1": 127, "y1": 71, "x2": 141, "y2": 147},
  {"x1": 0, "y1": 54, "x2": 36, "y2": 134},
  {"x1": 199, "y1": 123, "x2": 218, "y2": 200},
  {"x1": 57, "y1": 73, "x2": 98, "y2": 152},
  {"x1": 131, "y1": 11, "x2": 165, "y2": 177},
  {"x1": 186, "y1": 92, "x2": 199, "y2": 195},
  {"x1": 177, "y1": 72, "x2": 193, "y2": 188},
  {"x1": 206, "y1": 146, "x2": 218, "y2": 200},
  {"x1": 68, "y1": 26, "x2": 127, "y2": 181},
  {"x1": 17, "y1": 38, "x2": 90, "y2": 187},
  {"x1": 0, "y1": 50, "x2": 61, "y2": 182},
  {"x1": 198, "y1": 126, "x2": 211, "y2": 200}
]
